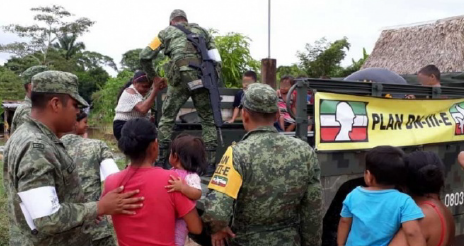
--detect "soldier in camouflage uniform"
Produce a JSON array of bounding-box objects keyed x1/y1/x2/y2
[
  {"x1": 203, "y1": 83, "x2": 323, "y2": 246},
  {"x1": 61, "y1": 111, "x2": 119, "y2": 246},
  {"x1": 3, "y1": 71, "x2": 143, "y2": 246},
  {"x1": 10, "y1": 65, "x2": 49, "y2": 134},
  {"x1": 140, "y1": 9, "x2": 219, "y2": 169}
]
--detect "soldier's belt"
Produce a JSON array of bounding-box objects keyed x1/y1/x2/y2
[
  {"x1": 233, "y1": 219, "x2": 299, "y2": 233},
  {"x1": 175, "y1": 58, "x2": 201, "y2": 68}
]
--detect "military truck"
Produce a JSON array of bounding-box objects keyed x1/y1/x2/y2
[{"x1": 155, "y1": 78, "x2": 464, "y2": 245}]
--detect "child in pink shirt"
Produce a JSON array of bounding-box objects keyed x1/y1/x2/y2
[{"x1": 165, "y1": 134, "x2": 207, "y2": 246}]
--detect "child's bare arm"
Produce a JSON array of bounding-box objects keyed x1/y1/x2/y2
[
  {"x1": 181, "y1": 185, "x2": 202, "y2": 200},
  {"x1": 401, "y1": 220, "x2": 426, "y2": 246},
  {"x1": 337, "y1": 217, "x2": 352, "y2": 246},
  {"x1": 286, "y1": 123, "x2": 296, "y2": 132},
  {"x1": 388, "y1": 229, "x2": 408, "y2": 246}
]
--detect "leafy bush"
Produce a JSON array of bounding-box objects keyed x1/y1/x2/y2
[
  {"x1": 90, "y1": 70, "x2": 132, "y2": 125},
  {"x1": 0, "y1": 160, "x2": 10, "y2": 245},
  {"x1": 0, "y1": 66, "x2": 24, "y2": 116},
  {"x1": 212, "y1": 31, "x2": 260, "y2": 88},
  {"x1": 297, "y1": 37, "x2": 350, "y2": 78}
]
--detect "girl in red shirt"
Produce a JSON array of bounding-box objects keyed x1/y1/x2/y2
[{"x1": 102, "y1": 118, "x2": 202, "y2": 246}]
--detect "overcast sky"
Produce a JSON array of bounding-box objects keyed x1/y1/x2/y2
[{"x1": 1, "y1": 0, "x2": 463, "y2": 76}]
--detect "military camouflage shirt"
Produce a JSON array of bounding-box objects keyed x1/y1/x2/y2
[
  {"x1": 61, "y1": 134, "x2": 114, "y2": 241},
  {"x1": 10, "y1": 96, "x2": 31, "y2": 134},
  {"x1": 3, "y1": 118, "x2": 97, "y2": 246},
  {"x1": 140, "y1": 22, "x2": 216, "y2": 80},
  {"x1": 203, "y1": 126, "x2": 323, "y2": 246}
]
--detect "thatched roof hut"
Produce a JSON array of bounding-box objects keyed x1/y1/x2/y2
[{"x1": 362, "y1": 15, "x2": 464, "y2": 74}]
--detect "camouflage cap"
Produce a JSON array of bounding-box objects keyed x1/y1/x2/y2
[
  {"x1": 241, "y1": 83, "x2": 278, "y2": 113},
  {"x1": 31, "y1": 71, "x2": 89, "y2": 107},
  {"x1": 21, "y1": 65, "x2": 49, "y2": 85},
  {"x1": 170, "y1": 9, "x2": 187, "y2": 22}
]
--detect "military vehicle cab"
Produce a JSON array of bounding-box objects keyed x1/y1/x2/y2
[{"x1": 155, "y1": 78, "x2": 464, "y2": 245}]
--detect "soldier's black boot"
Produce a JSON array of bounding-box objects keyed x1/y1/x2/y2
[
  {"x1": 205, "y1": 147, "x2": 217, "y2": 177},
  {"x1": 155, "y1": 145, "x2": 170, "y2": 170}
]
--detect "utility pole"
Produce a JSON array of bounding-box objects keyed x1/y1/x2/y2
[
  {"x1": 268, "y1": 0, "x2": 271, "y2": 58},
  {"x1": 261, "y1": 0, "x2": 277, "y2": 88}
]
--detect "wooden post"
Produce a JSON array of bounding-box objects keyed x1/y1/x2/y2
[
  {"x1": 261, "y1": 58, "x2": 277, "y2": 89},
  {"x1": 4, "y1": 109, "x2": 9, "y2": 139}
]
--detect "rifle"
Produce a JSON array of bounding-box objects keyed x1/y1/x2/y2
[{"x1": 174, "y1": 24, "x2": 223, "y2": 146}]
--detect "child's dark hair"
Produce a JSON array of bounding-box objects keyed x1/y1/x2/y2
[
  {"x1": 405, "y1": 151, "x2": 445, "y2": 196},
  {"x1": 116, "y1": 71, "x2": 150, "y2": 102},
  {"x1": 280, "y1": 75, "x2": 294, "y2": 85},
  {"x1": 418, "y1": 65, "x2": 441, "y2": 80},
  {"x1": 243, "y1": 70, "x2": 257, "y2": 82},
  {"x1": 171, "y1": 134, "x2": 207, "y2": 175},
  {"x1": 118, "y1": 118, "x2": 157, "y2": 162},
  {"x1": 76, "y1": 110, "x2": 87, "y2": 122},
  {"x1": 365, "y1": 146, "x2": 406, "y2": 186}
]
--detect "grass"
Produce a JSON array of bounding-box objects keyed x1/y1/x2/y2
[
  {"x1": 0, "y1": 160, "x2": 9, "y2": 246},
  {"x1": 87, "y1": 126, "x2": 118, "y2": 152},
  {"x1": 116, "y1": 158, "x2": 127, "y2": 170}
]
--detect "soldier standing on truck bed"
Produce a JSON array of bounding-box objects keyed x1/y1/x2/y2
[
  {"x1": 3, "y1": 71, "x2": 144, "y2": 246},
  {"x1": 139, "y1": 9, "x2": 220, "y2": 172},
  {"x1": 202, "y1": 83, "x2": 323, "y2": 246},
  {"x1": 10, "y1": 65, "x2": 49, "y2": 134}
]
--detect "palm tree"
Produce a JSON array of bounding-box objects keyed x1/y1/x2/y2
[{"x1": 53, "y1": 33, "x2": 86, "y2": 60}]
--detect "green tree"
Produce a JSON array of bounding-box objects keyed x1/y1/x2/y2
[
  {"x1": 154, "y1": 53, "x2": 169, "y2": 78},
  {"x1": 0, "y1": 5, "x2": 94, "y2": 64},
  {"x1": 121, "y1": 48, "x2": 168, "y2": 77},
  {"x1": 3, "y1": 55, "x2": 41, "y2": 74},
  {"x1": 0, "y1": 5, "x2": 119, "y2": 107},
  {"x1": 74, "y1": 51, "x2": 118, "y2": 71},
  {"x1": 90, "y1": 70, "x2": 132, "y2": 124},
  {"x1": 213, "y1": 31, "x2": 260, "y2": 88},
  {"x1": 277, "y1": 64, "x2": 306, "y2": 80},
  {"x1": 44, "y1": 48, "x2": 80, "y2": 72},
  {"x1": 76, "y1": 67, "x2": 110, "y2": 103},
  {"x1": 53, "y1": 33, "x2": 86, "y2": 60},
  {"x1": 121, "y1": 49, "x2": 142, "y2": 72},
  {"x1": 0, "y1": 66, "x2": 24, "y2": 116},
  {"x1": 297, "y1": 37, "x2": 350, "y2": 78},
  {"x1": 336, "y1": 47, "x2": 370, "y2": 77}
]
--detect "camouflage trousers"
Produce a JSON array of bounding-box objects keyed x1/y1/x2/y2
[
  {"x1": 86, "y1": 217, "x2": 117, "y2": 246},
  {"x1": 91, "y1": 236, "x2": 117, "y2": 246},
  {"x1": 158, "y1": 72, "x2": 218, "y2": 149}
]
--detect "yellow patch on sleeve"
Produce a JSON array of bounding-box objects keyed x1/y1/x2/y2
[
  {"x1": 208, "y1": 146, "x2": 242, "y2": 199},
  {"x1": 148, "y1": 37, "x2": 162, "y2": 50}
]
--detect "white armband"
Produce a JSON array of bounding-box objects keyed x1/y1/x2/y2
[
  {"x1": 100, "y1": 159, "x2": 120, "y2": 181},
  {"x1": 207, "y1": 49, "x2": 221, "y2": 62},
  {"x1": 19, "y1": 203, "x2": 36, "y2": 230},
  {"x1": 18, "y1": 186, "x2": 61, "y2": 222}
]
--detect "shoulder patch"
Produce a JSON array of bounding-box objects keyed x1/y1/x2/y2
[
  {"x1": 32, "y1": 143, "x2": 45, "y2": 150},
  {"x1": 208, "y1": 146, "x2": 242, "y2": 199},
  {"x1": 149, "y1": 37, "x2": 162, "y2": 50}
]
